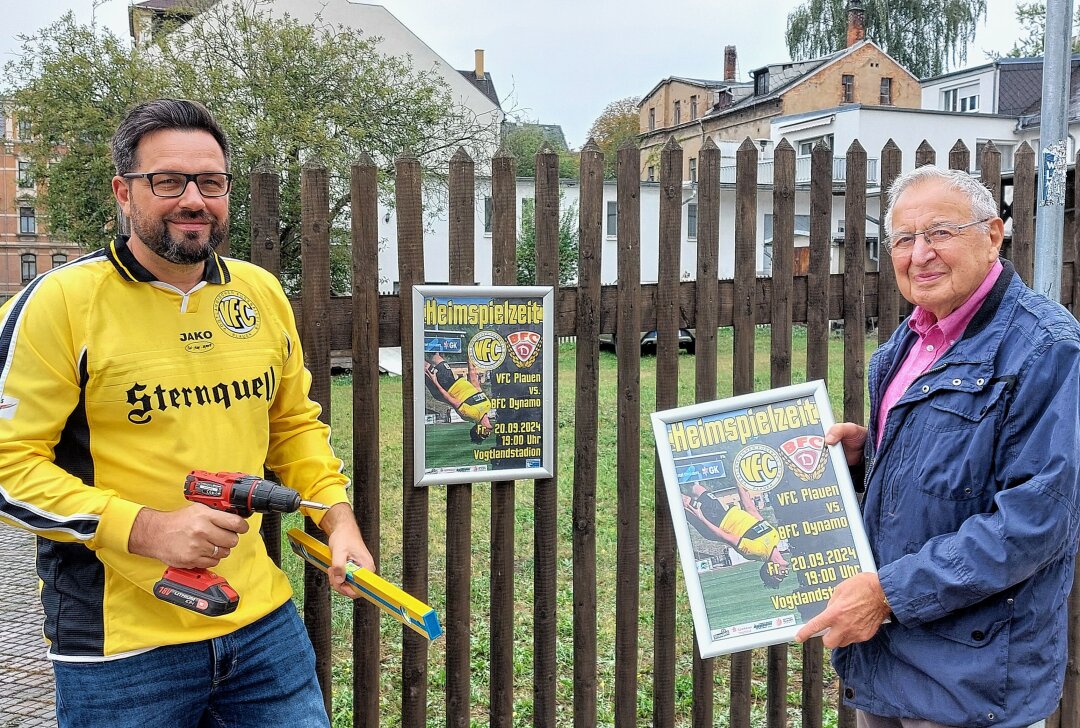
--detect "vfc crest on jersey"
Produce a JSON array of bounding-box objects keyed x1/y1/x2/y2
[
  {"x1": 214, "y1": 291, "x2": 261, "y2": 339},
  {"x1": 507, "y1": 330, "x2": 541, "y2": 368},
  {"x1": 779, "y1": 435, "x2": 828, "y2": 482}
]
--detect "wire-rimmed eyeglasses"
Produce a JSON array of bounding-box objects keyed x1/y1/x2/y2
[{"x1": 887, "y1": 218, "x2": 991, "y2": 256}]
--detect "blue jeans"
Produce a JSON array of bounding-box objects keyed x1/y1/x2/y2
[{"x1": 52, "y1": 602, "x2": 329, "y2": 728}]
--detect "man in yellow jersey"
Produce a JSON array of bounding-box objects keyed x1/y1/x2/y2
[
  {"x1": 0, "y1": 99, "x2": 372, "y2": 728},
  {"x1": 423, "y1": 352, "x2": 494, "y2": 443},
  {"x1": 682, "y1": 483, "x2": 790, "y2": 588}
]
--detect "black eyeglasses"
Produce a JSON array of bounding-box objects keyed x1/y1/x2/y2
[{"x1": 122, "y1": 171, "x2": 233, "y2": 198}]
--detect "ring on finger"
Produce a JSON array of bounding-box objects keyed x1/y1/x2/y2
[{"x1": 211, "y1": 545, "x2": 219, "y2": 558}]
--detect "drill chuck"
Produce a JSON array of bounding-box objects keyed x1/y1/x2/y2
[{"x1": 248, "y1": 479, "x2": 302, "y2": 514}]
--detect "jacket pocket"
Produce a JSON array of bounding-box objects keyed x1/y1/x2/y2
[
  {"x1": 921, "y1": 601, "x2": 1010, "y2": 647},
  {"x1": 887, "y1": 600, "x2": 1012, "y2": 719},
  {"x1": 924, "y1": 378, "x2": 1010, "y2": 432},
  {"x1": 908, "y1": 380, "x2": 1010, "y2": 505}
]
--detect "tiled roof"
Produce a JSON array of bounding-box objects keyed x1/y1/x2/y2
[
  {"x1": 457, "y1": 70, "x2": 501, "y2": 109},
  {"x1": 1001, "y1": 58, "x2": 1080, "y2": 122},
  {"x1": 132, "y1": 0, "x2": 213, "y2": 10},
  {"x1": 502, "y1": 122, "x2": 568, "y2": 151}
]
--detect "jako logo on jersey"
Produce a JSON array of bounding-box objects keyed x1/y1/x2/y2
[
  {"x1": 468, "y1": 330, "x2": 506, "y2": 371},
  {"x1": 181, "y1": 330, "x2": 215, "y2": 353},
  {"x1": 214, "y1": 291, "x2": 260, "y2": 338},
  {"x1": 507, "y1": 331, "x2": 541, "y2": 368},
  {"x1": 126, "y1": 368, "x2": 277, "y2": 424},
  {"x1": 733, "y1": 443, "x2": 784, "y2": 493},
  {"x1": 0, "y1": 395, "x2": 19, "y2": 420},
  {"x1": 779, "y1": 435, "x2": 828, "y2": 481},
  {"x1": 180, "y1": 330, "x2": 213, "y2": 342}
]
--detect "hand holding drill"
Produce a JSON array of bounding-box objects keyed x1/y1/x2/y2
[{"x1": 149, "y1": 470, "x2": 330, "y2": 616}]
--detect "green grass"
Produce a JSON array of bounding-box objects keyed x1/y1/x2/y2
[
  {"x1": 423, "y1": 421, "x2": 494, "y2": 469},
  {"x1": 279, "y1": 325, "x2": 877, "y2": 727},
  {"x1": 700, "y1": 562, "x2": 803, "y2": 630}
]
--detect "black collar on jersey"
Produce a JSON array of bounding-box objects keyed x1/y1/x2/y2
[{"x1": 106, "y1": 235, "x2": 231, "y2": 285}]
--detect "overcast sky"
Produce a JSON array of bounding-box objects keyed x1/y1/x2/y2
[{"x1": 0, "y1": 0, "x2": 1029, "y2": 147}]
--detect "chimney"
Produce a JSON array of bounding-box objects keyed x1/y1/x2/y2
[
  {"x1": 846, "y1": 0, "x2": 866, "y2": 47},
  {"x1": 724, "y1": 45, "x2": 737, "y2": 82},
  {"x1": 474, "y1": 49, "x2": 485, "y2": 80}
]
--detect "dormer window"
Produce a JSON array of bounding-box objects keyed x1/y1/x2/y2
[{"x1": 754, "y1": 71, "x2": 770, "y2": 96}]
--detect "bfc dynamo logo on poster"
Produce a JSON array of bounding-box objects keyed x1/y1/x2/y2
[
  {"x1": 507, "y1": 331, "x2": 541, "y2": 368},
  {"x1": 779, "y1": 435, "x2": 828, "y2": 482}
]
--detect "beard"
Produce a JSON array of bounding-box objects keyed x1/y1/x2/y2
[{"x1": 128, "y1": 202, "x2": 228, "y2": 266}]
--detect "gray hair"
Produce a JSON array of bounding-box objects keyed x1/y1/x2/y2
[
  {"x1": 111, "y1": 98, "x2": 230, "y2": 175},
  {"x1": 884, "y1": 165, "x2": 998, "y2": 238}
]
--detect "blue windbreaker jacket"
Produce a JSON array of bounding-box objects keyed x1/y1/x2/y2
[{"x1": 833, "y1": 261, "x2": 1080, "y2": 728}]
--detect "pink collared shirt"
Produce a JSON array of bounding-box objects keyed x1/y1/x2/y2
[{"x1": 876, "y1": 260, "x2": 1003, "y2": 447}]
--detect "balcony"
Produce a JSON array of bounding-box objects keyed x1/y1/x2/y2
[{"x1": 718, "y1": 156, "x2": 880, "y2": 185}]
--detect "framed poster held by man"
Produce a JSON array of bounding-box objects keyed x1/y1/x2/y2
[
  {"x1": 651, "y1": 380, "x2": 876, "y2": 657},
  {"x1": 413, "y1": 286, "x2": 554, "y2": 486}
]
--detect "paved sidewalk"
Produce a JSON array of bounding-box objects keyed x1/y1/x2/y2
[{"x1": 0, "y1": 526, "x2": 56, "y2": 728}]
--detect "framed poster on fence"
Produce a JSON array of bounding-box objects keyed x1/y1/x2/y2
[
  {"x1": 412, "y1": 285, "x2": 554, "y2": 486},
  {"x1": 651, "y1": 380, "x2": 876, "y2": 657}
]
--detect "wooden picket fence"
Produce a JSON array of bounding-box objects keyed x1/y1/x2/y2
[{"x1": 251, "y1": 136, "x2": 1080, "y2": 727}]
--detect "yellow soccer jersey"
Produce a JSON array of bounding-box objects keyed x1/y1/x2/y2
[
  {"x1": 719, "y1": 506, "x2": 780, "y2": 561},
  {"x1": 446, "y1": 377, "x2": 491, "y2": 423},
  {"x1": 0, "y1": 237, "x2": 349, "y2": 660}
]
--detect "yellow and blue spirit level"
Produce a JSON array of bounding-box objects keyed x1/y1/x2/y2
[{"x1": 286, "y1": 528, "x2": 443, "y2": 642}]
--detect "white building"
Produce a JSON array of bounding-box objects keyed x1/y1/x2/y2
[
  {"x1": 920, "y1": 55, "x2": 1080, "y2": 163},
  {"x1": 379, "y1": 98, "x2": 1030, "y2": 293},
  {"x1": 130, "y1": 0, "x2": 503, "y2": 140}
]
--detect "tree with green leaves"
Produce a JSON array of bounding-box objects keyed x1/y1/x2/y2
[
  {"x1": 516, "y1": 197, "x2": 579, "y2": 286},
  {"x1": 2, "y1": 19, "x2": 171, "y2": 252},
  {"x1": 785, "y1": 0, "x2": 987, "y2": 79},
  {"x1": 1004, "y1": 2, "x2": 1080, "y2": 57},
  {"x1": 5, "y1": 0, "x2": 499, "y2": 292},
  {"x1": 586, "y1": 96, "x2": 640, "y2": 179},
  {"x1": 501, "y1": 122, "x2": 578, "y2": 179}
]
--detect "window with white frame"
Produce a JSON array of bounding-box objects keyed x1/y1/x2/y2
[
  {"x1": 975, "y1": 140, "x2": 1016, "y2": 172},
  {"x1": 797, "y1": 134, "x2": 834, "y2": 157},
  {"x1": 647, "y1": 165, "x2": 655, "y2": 182},
  {"x1": 648, "y1": 107, "x2": 655, "y2": 131},
  {"x1": 19, "y1": 207, "x2": 36, "y2": 235},
  {"x1": 689, "y1": 157, "x2": 697, "y2": 183},
  {"x1": 942, "y1": 84, "x2": 979, "y2": 112},
  {"x1": 674, "y1": 100, "x2": 681, "y2": 125},
  {"x1": 21, "y1": 253, "x2": 36, "y2": 282},
  {"x1": 690, "y1": 95, "x2": 698, "y2": 121},
  {"x1": 606, "y1": 200, "x2": 617, "y2": 237},
  {"x1": 687, "y1": 203, "x2": 698, "y2": 240}
]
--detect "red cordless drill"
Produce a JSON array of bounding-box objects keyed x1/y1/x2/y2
[{"x1": 153, "y1": 470, "x2": 330, "y2": 617}]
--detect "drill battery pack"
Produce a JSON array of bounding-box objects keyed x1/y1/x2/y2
[
  {"x1": 286, "y1": 528, "x2": 443, "y2": 642},
  {"x1": 154, "y1": 568, "x2": 240, "y2": 617}
]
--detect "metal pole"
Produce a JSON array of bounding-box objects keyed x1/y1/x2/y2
[{"x1": 1034, "y1": 0, "x2": 1075, "y2": 301}]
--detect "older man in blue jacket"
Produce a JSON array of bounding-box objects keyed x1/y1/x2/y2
[{"x1": 796, "y1": 166, "x2": 1080, "y2": 728}]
